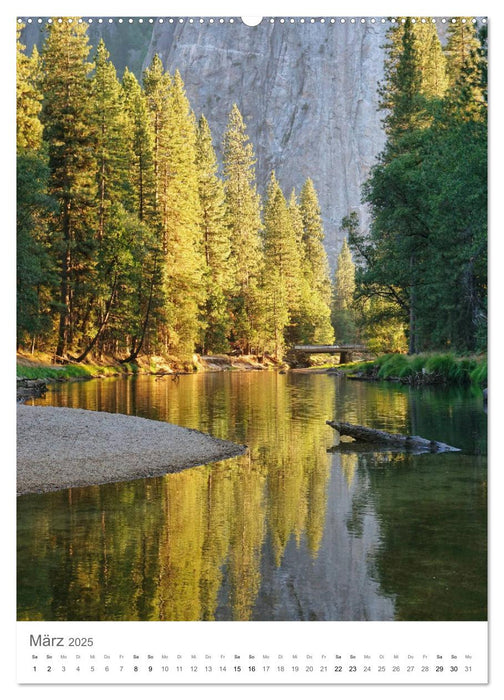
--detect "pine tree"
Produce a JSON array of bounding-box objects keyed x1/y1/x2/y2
[
  {"x1": 444, "y1": 19, "x2": 485, "y2": 121},
  {"x1": 40, "y1": 17, "x2": 97, "y2": 358},
  {"x1": 60, "y1": 39, "x2": 136, "y2": 362},
  {"x1": 299, "y1": 178, "x2": 334, "y2": 344},
  {"x1": 91, "y1": 39, "x2": 130, "y2": 240},
  {"x1": 122, "y1": 68, "x2": 156, "y2": 222},
  {"x1": 381, "y1": 19, "x2": 424, "y2": 143},
  {"x1": 286, "y1": 189, "x2": 314, "y2": 344},
  {"x1": 413, "y1": 19, "x2": 449, "y2": 98},
  {"x1": 102, "y1": 203, "x2": 165, "y2": 362},
  {"x1": 379, "y1": 18, "x2": 448, "y2": 129},
  {"x1": 363, "y1": 18, "x2": 433, "y2": 353},
  {"x1": 161, "y1": 70, "x2": 205, "y2": 356},
  {"x1": 143, "y1": 54, "x2": 171, "y2": 246},
  {"x1": 17, "y1": 27, "x2": 43, "y2": 150},
  {"x1": 331, "y1": 238, "x2": 357, "y2": 343},
  {"x1": 17, "y1": 24, "x2": 56, "y2": 349},
  {"x1": 445, "y1": 18, "x2": 483, "y2": 84},
  {"x1": 352, "y1": 18, "x2": 486, "y2": 353},
  {"x1": 222, "y1": 104, "x2": 264, "y2": 353},
  {"x1": 261, "y1": 172, "x2": 301, "y2": 357},
  {"x1": 196, "y1": 115, "x2": 232, "y2": 353}
]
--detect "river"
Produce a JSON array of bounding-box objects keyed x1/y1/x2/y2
[{"x1": 17, "y1": 371, "x2": 487, "y2": 622}]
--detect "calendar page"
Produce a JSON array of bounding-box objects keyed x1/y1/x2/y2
[{"x1": 14, "y1": 0, "x2": 490, "y2": 690}]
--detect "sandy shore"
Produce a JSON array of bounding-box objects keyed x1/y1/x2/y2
[{"x1": 17, "y1": 405, "x2": 247, "y2": 495}]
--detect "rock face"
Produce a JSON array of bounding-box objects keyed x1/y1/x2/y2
[
  {"x1": 21, "y1": 17, "x2": 389, "y2": 269},
  {"x1": 144, "y1": 19, "x2": 388, "y2": 269}
]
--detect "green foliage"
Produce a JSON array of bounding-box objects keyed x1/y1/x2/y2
[
  {"x1": 469, "y1": 358, "x2": 487, "y2": 388},
  {"x1": 349, "y1": 17, "x2": 487, "y2": 356},
  {"x1": 196, "y1": 115, "x2": 232, "y2": 353},
  {"x1": 376, "y1": 353, "x2": 411, "y2": 379},
  {"x1": 161, "y1": 70, "x2": 205, "y2": 356},
  {"x1": 298, "y1": 179, "x2": 334, "y2": 344},
  {"x1": 17, "y1": 20, "x2": 344, "y2": 363},
  {"x1": 361, "y1": 352, "x2": 485, "y2": 387},
  {"x1": 41, "y1": 18, "x2": 97, "y2": 357},
  {"x1": 17, "y1": 362, "x2": 141, "y2": 380},
  {"x1": 260, "y1": 173, "x2": 304, "y2": 358},
  {"x1": 331, "y1": 238, "x2": 357, "y2": 343},
  {"x1": 222, "y1": 104, "x2": 264, "y2": 353},
  {"x1": 17, "y1": 149, "x2": 57, "y2": 348},
  {"x1": 121, "y1": 68, "x2": 156, "y2": 221},
  {"x1": 17, "y1": 363, "x2": 93, "y2": 380},
  {"x1": 17, "y1": 27, "x2": 43, "y2": 150}
]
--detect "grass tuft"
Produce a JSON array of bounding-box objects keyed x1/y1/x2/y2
[{"x1": 346, "y1": 352, "x2": 486, "y2": 388}]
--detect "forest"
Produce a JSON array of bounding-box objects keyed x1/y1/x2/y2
[
  {"x1": 16, "y1": 17, "x2": 487, "y2": 364},
  {"x1": 343, "y1": 17, "x2": 487, "y2": 355}
]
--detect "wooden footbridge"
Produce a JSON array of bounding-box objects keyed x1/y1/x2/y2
[{"x1": 292, "y1": 344, "x2": 368, "y2": 364}]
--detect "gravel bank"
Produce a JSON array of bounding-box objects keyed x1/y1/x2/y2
[{"x1": 17, "y1": 405, "x2": 247, "y2": 495}]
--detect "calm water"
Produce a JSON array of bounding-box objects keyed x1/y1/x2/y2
[{"x1": 17, "y1": 372, "x2": 487, "y2": 621}]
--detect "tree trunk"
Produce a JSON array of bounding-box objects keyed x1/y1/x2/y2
[
  {"x1": 69, "y1": 273, "x2": 119, "y2": 363},
  {"x1": 120, "y1": 270, "x2": 156, "y2": 363},
  {"x1": 326, "y1": 421, "x2": 460, "y2": 452}
]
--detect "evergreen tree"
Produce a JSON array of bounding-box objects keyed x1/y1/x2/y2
[
  {"x1": 17, "y1": 24, "x2": 56, "y2": 349},
  {"x1": 161, "y1": 70, "x2": 205, "y2": 356},
  {"x1": 92, "y1": 39, "x2": 130, "y2": 240},
  {"x1": 444, "y1": 19, "x2": 485, "y2": 121},
  {"x1": 40, "y1": 18, "x2": 97, "y2": 358},
  {"x1": 351, "y1": 18, "x2": 486, "y2": 353},
  {"x1": 122, "y1": 68, "x2": 156, "y2": 222},
  {"x1": 17, "y1": 27, "x2": 43, "y2": 150},
  {"x1": 143, "y1": 53, "x2": 171, "y2": 246},
  {"x1": 445, "y1": 18, "x2": 483, "y2": 85},
  {"x1": 196, "y1": 115, "x2": 232, "y2": 353},
  {"x1": 17, "y1": 151, "x2": 56, "y2": 350},
  {"x1": 286, "y1": 189, "x2": 314, "y2": 344},
  {"x1": 299, "y1": 178, "x2": 334, "y2": 344},
  {"x1": 222, "y1": 104, "x2": 264, "y2": 353},
  {"x1": 413, "y1": 19, "x2": 449, "y2": 98},
  {"x1": 63, "y1": 39, "x2": 135, "y2": 362},
  {"x1": 261, "y1": 172, "x2": 301, "y2": 357},
  {"x1": 331, "y1": 238, "x2": 357, "y2": 343},
  {"x1": 103, "y1": 203, "x2": 165, "y2": 362}
]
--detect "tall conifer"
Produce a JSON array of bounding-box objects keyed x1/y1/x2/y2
[
  {"x1": 41, "y1": 18, "x2": 97, "y2": 358},
  {"x1": 196, "y1": 115, "x2": 232, "y2": 353},
  {"x1": 17, "y1": 25, "x2": 55, "y2": 348},
  {"x1": 162, "y1": 70, "x2": 205, "y2": 356},
  {"x1": 143, "y1": 54, "x2": 171, "y2": 246},
  {"x1": 222, "y1": 105, "x2": 264, "y2": 353},
  {"x1": 299, "y1": 179, "x2": 334, "y2": 344},
  {"x1": 261, "y1": 173, "x2": 298, "y2": 357},
  {"x1": 331, "y1": 238, "x2": 357, "y2": 343},
  {"x1": 17, "y1": 28, "x2": 43, "y2": 150},
  {"x1": 122, "y1": 68, "x2": 156, "y2": 222}
]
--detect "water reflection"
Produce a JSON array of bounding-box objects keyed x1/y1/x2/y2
[{"x1": 18, "y1": 373, "x2": 486, "y2": 621}]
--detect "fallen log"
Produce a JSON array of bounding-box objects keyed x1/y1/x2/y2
[{"x1": 326, "y1": 420, "x2": 460, "y2": 453}]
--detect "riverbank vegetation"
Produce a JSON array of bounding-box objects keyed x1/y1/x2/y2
[{"x1": 345, "y1": 352, "x2": 487, "y2": 388}]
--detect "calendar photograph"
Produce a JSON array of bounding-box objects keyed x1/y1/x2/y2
[{"x1": 15, "y1": 11, "x2": 488, "y2": 684}]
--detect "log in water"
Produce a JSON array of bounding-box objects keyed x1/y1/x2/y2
[{"x1": 326, "y1": 420, "x2": 460, "y2": 453}]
